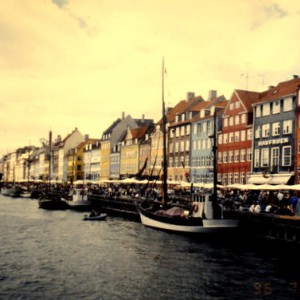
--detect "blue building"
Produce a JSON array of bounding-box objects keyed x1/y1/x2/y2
[{"x1": 249, "y1": 76, "x2": 300, "y2": 185}]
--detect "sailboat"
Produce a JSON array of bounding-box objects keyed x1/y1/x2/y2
[
  {"x1": 137, "y1": 59, "x2": 239, "y2": 233},
  {"x1": 38, "y1": 131, "x2": 69, "y2": 210}
]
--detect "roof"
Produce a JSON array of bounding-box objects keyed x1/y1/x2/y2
[
  {"x1": 258, "y1": 77, "x2": 300, "y2": 104},
  {"x1": 130, "y1": 125, "x2": 150, "y2": 140},
  {"x1": 157, "y1": 95, "x2": 204, "y2": 125}
]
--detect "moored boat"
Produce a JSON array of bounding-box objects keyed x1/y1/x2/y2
[
  {"x1": 38, "y1": 191, "x2": 69, "y2": 210},
  {"x1": 138, "y1": 59, "x2": 239, "y2": 233},
  {"x1": 65, "y1": 188, "x2": 93, "y2": 211},
  {"x1": 0, "y1": 185, "x2": 22, "y2": 198},
  {"x1": 83, "y1": 213, "x2": 107, "y2": 221},
  {"x1": 138, "y1": 191, "x2": 239, "y2": 233}
]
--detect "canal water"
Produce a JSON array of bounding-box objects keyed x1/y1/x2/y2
[{"x1": 0, "y1": 194, "x2": 299, "y2": 300}]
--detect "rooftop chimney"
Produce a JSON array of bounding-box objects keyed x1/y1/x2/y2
[
  {"x1": 268, "y1": 85, "x2": 275, "y2": 90},
  {"x1": 208, "y1": 90, "x2": 217, "y2": 100},
  {"x1": 293, "y1": 75, "x2": 299, "y2": 79},
  {"x1": 122, "y1": 112, "x2": 125, "y2": 119},
  {"x1": 187, "y1": 92, "x2": 195, "y2": 100}
]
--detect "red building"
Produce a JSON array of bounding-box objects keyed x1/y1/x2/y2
[{"x1": 217, "y1": 90, "x2": 260, "y2": 185}]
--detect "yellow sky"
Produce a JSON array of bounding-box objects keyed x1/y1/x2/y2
[{"x1": 0, "y1": 0, "x2": 299, "y2": 156}]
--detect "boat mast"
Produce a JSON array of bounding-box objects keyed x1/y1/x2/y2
[
  {"x1": 162, "y1": 57, "x2": 168, "y2": 206},
  {"x1": 48, "y1": 130, "x2": 52, "y2": 190},
  {"x1": 212, "y1": 108, "x2": 217, "y2": 201}
]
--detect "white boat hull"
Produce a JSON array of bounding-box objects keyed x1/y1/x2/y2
[{"x1": 140, "y1": 213, "x2": 238, "y2": 233}]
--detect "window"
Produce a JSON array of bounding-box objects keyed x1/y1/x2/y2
[
  {"x1": 223, "y1": 152, "x2": 227, "y2": 163},
  {"x1": 234, "y1": 150, "x2": 239, "y2": 162},
  {"x1": 235, "y1": 132, "x2": 240, "y2": 142},
  {"x1": 176, "y1": 127, "x2": 179, "y2": 137},
  {"x1": 229, "y1": 132, "x2": 234, "y2": 143},
  {"x1": 229, "y1": 117, "x2": 234, "y2": 126},
  {"x1": 234, "y1": 173, "x2": 239, "y2": 183},
  {"x1": 180, "y1": 141, "x2": 184, "y2": 152},
  {"x1": 197, "y1": 123, "x2": 201, "y2": 135},
  {"x1": 202, "y1": 122, "x2": 207, "y2": 132},
  {"x1": 255, "y1": 105, "x2": 261, "y2": 117},
  {"x1": 174, "y1": 157, "x2": 178, "y2": 167},
  {"x1": 298, "y1": 140, "x2": 300, "y2": 154},
  {"x1": 175, "y1": 142, "x2": 179, "y2": 152},
  {"x1": 223, "y1": 133, "x2": 228, "y2": 144},
  {"x1": 228, "y1": 173, "x2": 233, "y2": 185},
  {"x1": 229, "y1": 103, "x2": 234, "y2": 110},
  {"x1": 207, "y1": 121, "x2": 212, "y2": 135},
  {"x1": 272, "y1": 122, "x2": 280, "y2": 136},
  {"x1": 247, "y1": 129, "x2": 252, "y2": 140},
  {"x1": 181, "y1": 126, "x2": 185, "y2": 136},
  {"x1": 235, "y1": 115, "x2": 240, "y2": 125},
  {"x1": 218, "y1": 152, "x2": 222, "y2": 163},
  {"x1": 240, "y1": 149, "x2": 246, "y2": 162},
  {"x1": 193, "y1": 140, "x2": 196, "y2": 150},
  {"x1": 240, "y1": 172, "x2": 245, "y2": 184},
  {"x1": 235, "y1": 101, "x2": 241, "y2": 109},
  {"x1": 283, "y1": 97, "x2": 293, "y2": 112},
  {"x1": 185, "y1": 156, "x2": 189, "y2": 168},
  {"x1": 224, "y1": 118, "x2": 228, "y2": 127},
  {"x1": 273, "y1": 101, "x2": 280, "y2": 114},
  {"x1": 254, "y1": 149, "x2": 259, "y2": 167},
  {"x1": 283, "y1": 120, "x2": 292, "y2": 134},
  {"x1": 186, "y1": 125, "x2": 190, "y2": 135},
  {"x1": 241, "y1": 130, "x2": 246, "y2": 141},
  {"x1": 218, "y1": 134, "x2": 223, "y2": 144},
  {"x1": 262, "y1": 124, "x2": 270, "y2": 137},
  {"x1": 255, "y1": 126, "x2": 261, "y2": 139},
  {"x1": 207, "y1": 138, "x2": 211, "y2": 149},
  {"x1": 241, "y1": 114, "x2": 246, "y2": 123},
  {"x1": 261, "y1": 148, "x2": 269, "y2": 167},
  {"x1": 262, "y1": 103, "x2": 270, "y2": 116},
  {"x1": 169, "y1": 142, "x2": 173, "y2": 153},
  {"x1": 282, "y1": 146, "x2": 291, "y2": 166},
  {"x1": 271, "y1": 147, "x2": 279, "y2": 171},
  {"x1": 229, "y1": 151, "x2": 234, "y2": 163},
  {"x1": 186, "y1": 140, "x2": 190, "y2": 151}
]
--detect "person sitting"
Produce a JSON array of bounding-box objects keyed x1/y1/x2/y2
[{"x1": 89, "y1": 210, "x2": 97, "y2": 217}]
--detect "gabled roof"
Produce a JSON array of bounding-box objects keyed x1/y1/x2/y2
[
  {"x1": 102, "y1": 118, "x2": 122, "y2": 136},
  {"x1": 223, "y1": 90, "x2": 261, "y2": 116}
]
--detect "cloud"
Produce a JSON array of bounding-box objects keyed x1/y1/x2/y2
[
  {"x1": 264, "y1": 2, "x2": 287, "y2": 18},
  {"x1": 251, "y1": 2, "x2": 288, "y2": 29},
  {"x1": 52, "y1": 0, "x2": 69, "y2": 9}
]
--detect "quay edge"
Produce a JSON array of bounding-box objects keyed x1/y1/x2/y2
[{"x1": 237, "y1": 211, "x2": 300, "y2": 245}]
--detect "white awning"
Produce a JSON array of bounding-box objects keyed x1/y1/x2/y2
[{"x1": 248, "y1": 173, "x2": 293, "y2": 185}]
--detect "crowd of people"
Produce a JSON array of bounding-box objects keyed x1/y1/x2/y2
[
  {"x1": 1, "y1": 180, "x2": 300, "y2": 216},
  {"x1": 221, "y1": 189, "x2": 300, "y2": 216}
]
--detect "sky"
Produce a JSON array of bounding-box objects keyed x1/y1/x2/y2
[{"x1": 0, "y1": 0, "x2": 300, "y2": 156}]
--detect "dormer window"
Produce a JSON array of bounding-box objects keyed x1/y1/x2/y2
[
  {"x1": 175, "y1": 115, "x2": 179, "y2": 122},
  {"x1": 200, "y1": 110, "x2": 205, "y2": 118},
  {"x1": 182, "y1": 113, "x2": 185, "y2": 121}
]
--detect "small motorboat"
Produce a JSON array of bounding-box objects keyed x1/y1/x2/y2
[{"x1": 83, "y1": 213, "x2": 107, "y2": 221}]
